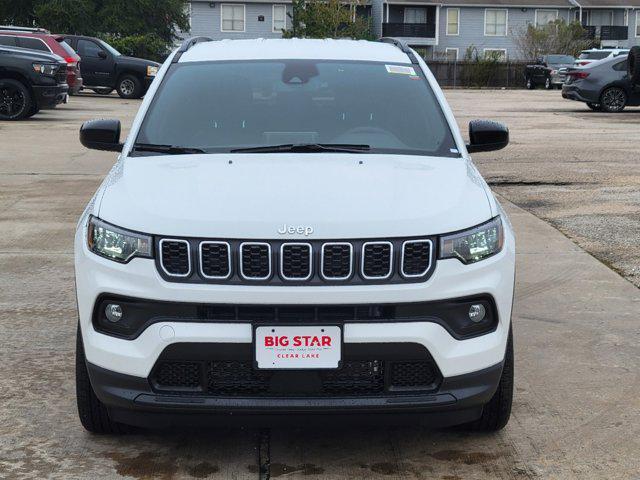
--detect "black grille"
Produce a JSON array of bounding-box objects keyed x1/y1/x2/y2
[
  {"x1": 153, "y1": 362, "x2": 202, "y2": 390},
  {"x1": 160, "y1": 240, "x2": 190, "y2": 276},
  {"x1": 281, "y1": 243, "x2": 312, "y2": 280},
  {"x1": 200, "y1": 242, "x2": 230, "y2": 278},
  {"x1": 55, "y1": 65, "x2": 67, "y2": 83},
  {"x1": 240, "y1": 243, "x2": 271, "y2": 279},
  {"x1": 388, "y1": 361, "x2": 439, "y2": 391},
  {"x1": 362, "y1": 242, "x2": 392, "y2": 278},
  {"x1": 151, "y1": 359, "x2": 439, "y2": 397},
  {"x1": 402, "y1": 240, "x2": 432, "y2": 277},
  {"x1": 322, "y1": 243, "x2": 352, "y2": 279}
]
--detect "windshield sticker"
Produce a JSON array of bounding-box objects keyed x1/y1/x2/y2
[{"x1": 386, "y1": 65, "x2": 417, "y2": 76}]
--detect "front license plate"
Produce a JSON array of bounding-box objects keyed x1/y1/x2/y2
[{"x1": 255, "y1": 326, "x2": 341, "y2": 370}]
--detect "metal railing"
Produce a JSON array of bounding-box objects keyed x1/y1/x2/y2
[
  {"x1": 582, "y1": 25, "x2": 628, "y2": 41},
  {"x1": 382, "y1": 23, "x2": 436, "y2": 38}
]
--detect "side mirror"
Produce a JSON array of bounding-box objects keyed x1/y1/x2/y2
[
  {"x1": 466, "y1": 120, "x2": 509, "y2": 153},
  {"x1": 80, "y1": 119, "x2": 123, "y2": 152},
  {"x1": 97, "y1": 50, "x2": 107, "y2": 59}
]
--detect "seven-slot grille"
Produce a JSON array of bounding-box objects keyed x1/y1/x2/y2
[{"x1": 157, "y1": 237, "x2": 434, "y2": 284}]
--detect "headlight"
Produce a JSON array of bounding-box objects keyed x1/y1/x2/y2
[
  {"x1": 439, "y1": 216, "x2": 504, "y2": 264},
  {"x1": 146, "y1": 65, "x2": 159, "y2": 77},
  {"x1": 32, "y1": 63, "x2": 58, "y2": 76},
  {"x1": 87, "y1": 216, "x2": 152, "y2": 263}
]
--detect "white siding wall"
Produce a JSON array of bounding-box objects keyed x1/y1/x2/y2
[{"x1": 188, "y1": 1, "x2": 293, "y2": 40}]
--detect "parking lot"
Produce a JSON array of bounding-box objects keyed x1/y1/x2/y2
[{"x1": 0, "y1": 90, "x2": 639, "y2": 479}]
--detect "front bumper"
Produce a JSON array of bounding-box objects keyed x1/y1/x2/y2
[{"x1": 32, "y1": 83, "x2": 69, "y2": 108}]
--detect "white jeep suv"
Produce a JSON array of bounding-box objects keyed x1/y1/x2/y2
[{"x1": 74, "y1": 38, "x2": 515, "y2": 433}]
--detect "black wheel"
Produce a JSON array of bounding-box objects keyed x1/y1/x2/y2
[
  {"x1": 93, "y1": 87, "x2": 114, "y2": 95},
  {"x1": 544, "y1": 77, "x2": 552, "y2": 90},
  {"x1": 628, "y1": 46, "x2": 640, "y2": 87},
  {"x1": 116, "y1": 74, "x2": 142, "y2": 99},
  {"x1": 525, "y1": 77, "x2": 534, "y2": 90},
  {"x1": 586, "y1": 102, "x2": 601, "y2": 111},
  {"x1": 76, "y1": 326, "x2": 130, "y2": 434},
  {"x1": 463, "y1": 327, "x2": 514, "y2": 432},
  {"x1": 25, "y1": 103, "x2": 40, "y2": 118},
  {"x1": 0, "y1": 79, "x2": 32, "y2": 120},
  {"x1": 600, "y1": 87, "x2": 627, "y2": 112}
]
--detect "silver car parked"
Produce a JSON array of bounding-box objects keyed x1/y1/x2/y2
[{"x1": 562, "y1": 55, "x2": 640, "y2": 112}]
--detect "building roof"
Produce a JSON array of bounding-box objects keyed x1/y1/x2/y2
[
  {"x1": 572, "y1": 0, "x2": 640, "y2": 6},
  {"x1": 179, "y1": 38, "x2": 413, "y2": 64}
]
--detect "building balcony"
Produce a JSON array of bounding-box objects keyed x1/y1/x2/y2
[
  {"x1": 582, "y1": 25, "x2": 627, "y2": 41},
  {"x1": 382, "y1": 22, "x2": 436, "y2": 38}
]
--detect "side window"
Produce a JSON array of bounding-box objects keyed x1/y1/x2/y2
[
  {"x1": 18, "y1": 37, "x2": 50, "y2": 52},
  {"x1": 0, "y1": 35, "x2": 17, "y2": 46},
  {"x1": 612, "y1": 60, "x2": 628, "y2": 72},
  {"x1": 77, "y1": 39, "x2": 104, "y2": 58}
]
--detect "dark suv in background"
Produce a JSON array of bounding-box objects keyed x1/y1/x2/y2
[
  {"x1": 0, "y1": 44, "x2": 68, "y2": 120},
  {"x1": 0, "y1": 26, "x2": 82, "y2": 94},
  {"x1": 63, "y1": 35, "x2": 159, "y2": 99}
]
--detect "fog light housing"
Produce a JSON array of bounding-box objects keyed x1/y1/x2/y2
[
  {"x1": 468, "y1": 304, "x2": 486, "y2": 323},
  {"x1": 105, "y1": 304, "x2": 123, "y2": 323}
]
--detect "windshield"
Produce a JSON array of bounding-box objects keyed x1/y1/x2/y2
[
  {"x1": 99, "y1": 39, "x2": 121, "y2": 56},
  {"x1": 135, "y1": 60, "x2": 458, "y2": 157},
  {"x1": 579, "y1": 51, "x2": 610, "y2": 60},
  {"x1": 547, "y1": 55, "x2": 574, "y2": 64}
]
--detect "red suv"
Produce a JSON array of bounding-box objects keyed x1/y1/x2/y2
[{"x1": 0, "y1": 27, "x2": 83, "y2": 94}]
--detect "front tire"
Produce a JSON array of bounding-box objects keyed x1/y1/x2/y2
[
  {"x1": 76, "y1": 326, "x2": 130, "y2": 434},
  {"x1": 525, "y1": 77, "x2": 534, "y2": 90},
  {"x1": 600, "y1": 87, "x2": 627, "y2": 112},
  {"x1": 0, "y1": 79, "x2": 32, "y2": 120},
  {"x1": 464, "y1": 327, "x2": 514, "y2": 432},
  {"x1": 116, "y1": 74, "x2": 142, "y2": 99},
  {"x1": 544, "y1": 77, "x2": 552, "y2": 90}
]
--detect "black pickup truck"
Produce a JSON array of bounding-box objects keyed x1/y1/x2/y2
[
  {"x1": 0, "y1": 45, "x2": 68, "y2": 120},
  {"x1": 525, "y1": 54, "x2": 575, "y2": 90},
  {"x1": 63, "y1": 35, "x2": 159, "y2": 99}
]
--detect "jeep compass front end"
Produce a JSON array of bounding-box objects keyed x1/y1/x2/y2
[{"x1": 74, "y1": 38, "x2": 515, "y2": 433}]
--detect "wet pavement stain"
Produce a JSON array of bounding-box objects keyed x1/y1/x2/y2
[
  {"x1": 187, "y1": 462, "x2": 220, "y2": 478},
  {"x1": 269, "y1": 463, "x2": 324, "y2": 477},
  {"x1": 429, "y1": 450, "x2": 500, "y2": 465},
  {"x1": 108, "y1": 451, "x2": 179, "y2": 480}
]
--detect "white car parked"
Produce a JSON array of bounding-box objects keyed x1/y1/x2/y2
[
  {"x1": 74, "y1": 38, "x2": 515, "y2": 433},
  {"x1": 575, "y1": 48, "x2": 629, "y2": 66}
]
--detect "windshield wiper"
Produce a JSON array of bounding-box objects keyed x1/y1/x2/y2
[
  {"x1": 230, "y1": 143, "x2": 370, "y2": 154},
  {"x1": 131, "y1": 143, "x2": 206, "y2": 155}
]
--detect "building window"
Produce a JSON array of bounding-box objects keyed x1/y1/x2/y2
[
  {"x1": 484, "y1": 9, "x2": 507, "y2": 36},
  {"x1": 221, "y1": 4, "x2": 245, "y2": 32},
  {"x1": 484, "y1": 48, "x2": 507, "y2": 61},
  {"x1": 404, "y1": 7, "x2": 427, "y2": 24},
  {"x1": 445, "y1": 48, "x2": 458, "y2": 61},
  {"x1": 446, "y1": 8, "x2": 459, "y2": 35},
  {"x1": 637, "y1": 11, "x2": 640, "y2": 36},
  {"x1": 273, "y1": 5, "x2": 286, "y2": 32},
  {"x1": 535, "y1": 9, "x2": 558, "y2": 27}
]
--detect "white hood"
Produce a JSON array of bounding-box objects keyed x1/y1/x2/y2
[{"x1": 97, "y1": 153, "x2": 493, "y2": 239}]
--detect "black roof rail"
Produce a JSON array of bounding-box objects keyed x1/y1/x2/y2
[
  {"x1": 172, "y1": 36, "x2": 213, "y2": 63},
  {"x1": 379, "y1": 37, "x2": 420, "y2": 65}
]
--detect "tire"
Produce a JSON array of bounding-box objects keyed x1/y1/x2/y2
[
  {"x1": 76, "y1": 326, "x2": 130, "y2": 434},
  {"x1": 0, "y1": 79, "x2": 32, "y2": 120},
  {"x1": 93, "y1": 88, "x2": 114, "y2": 95},
  {"x1": 116, "y1": 74, "x2": 142, "y2": 99},
  {"x1": 463, "y1": 327, "x2": 514, "y2": 432},
  {"x1": 24, "y1": 103, "x2": 40, "y2": 119},
  {"x1": 600, "y1": 87, "x2": 627, "y2": 112},
  {"x1": 525, "y1": 77, "x2": 534, "y2": 89},
  {"x1": 586, "y1": 102, "x2": 601, "y2": 111},
  {"x1": 544, "y1": 77, "x2": 552, "y2": 90},
  {"x1": 628, "y1": 46, "x2": 640, "y2": 87}
]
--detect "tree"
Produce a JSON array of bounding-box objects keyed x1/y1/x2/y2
[
  {"x1": 514, "y1": 19, "x2": 594, "y2": 60},
  {"x1": 0, "y1": 0, "x2": 190, "y2": 61},
  {"x1": 283, "y1": 0, "x2": 372, "y2": 40}
]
